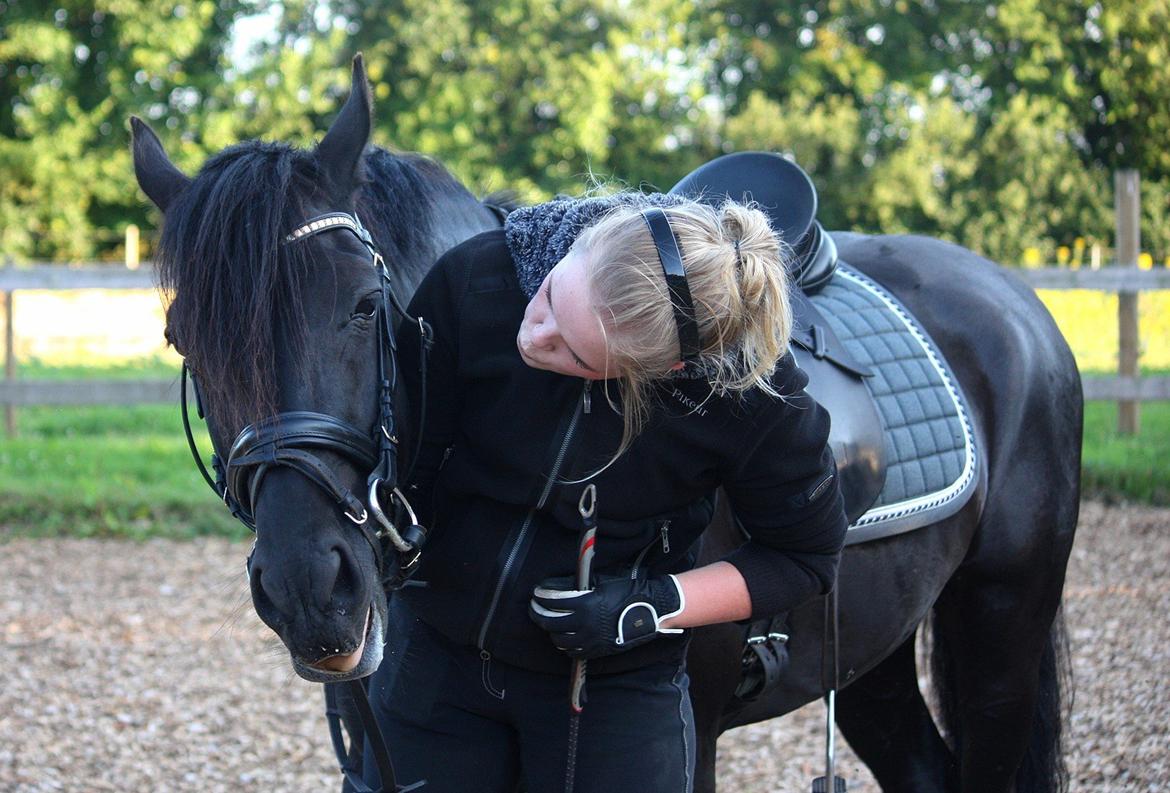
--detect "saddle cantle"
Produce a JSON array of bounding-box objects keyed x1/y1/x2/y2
[
  {"x1": 670, "y1": 152, "x2": 979, "y2": 542},
  {"x1": 669, "y1": 151, "x2": 838, "y2": 293}
]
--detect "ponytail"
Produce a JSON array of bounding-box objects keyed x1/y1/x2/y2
[{"x1": 577, "y1": 198, "x2": 794, "y2": 460}]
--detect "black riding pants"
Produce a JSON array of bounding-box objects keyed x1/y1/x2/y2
[{"x1": 358, "y1": 596, "x2": 696, "y2": 793}]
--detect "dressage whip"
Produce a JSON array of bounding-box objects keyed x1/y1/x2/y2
[{"x1": 565, "y1": 484, "x2": 597, "y2": 793}]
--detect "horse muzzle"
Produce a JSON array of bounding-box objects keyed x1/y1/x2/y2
[{"x1": 292, "y1": 603, "x2": 386, "y2": 683}]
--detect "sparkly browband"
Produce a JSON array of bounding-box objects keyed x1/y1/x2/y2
[
  {"x1": 285, "y1": 212, "x2": 374, "y2": 249},
  {"x1": 640, "y1": 208, "x2": 700, "y2": 363}
]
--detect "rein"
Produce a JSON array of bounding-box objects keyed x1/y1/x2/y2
[{"x1": 177, "y1": 209, "x2": 433, "y2": 793}]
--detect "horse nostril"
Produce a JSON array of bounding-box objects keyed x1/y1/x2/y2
[
  {"x1": 329, "y1": 542, "x2": 362, "y2": 609},
  {"x1": 249, "y1": 564, "x2": 281, "y2": 626}
]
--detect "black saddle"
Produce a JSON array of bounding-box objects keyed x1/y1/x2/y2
[
  {"x1": 669, "y1": 151, "x2": 838, "y2": 293},
  {"x1": 670, "y1": 152, "x2": 886, "y2": 526}
]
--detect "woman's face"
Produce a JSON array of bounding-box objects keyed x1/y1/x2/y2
[{"x1": 517, "y1": 249, "x2": 614, "y2": 379}]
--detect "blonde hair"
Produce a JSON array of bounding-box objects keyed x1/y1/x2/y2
[{"x1": 577, "y1": 199, "x2": 794, "y2": 457}]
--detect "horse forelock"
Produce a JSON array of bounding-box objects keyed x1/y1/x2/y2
[{"x1": 157, "y1": 140, "x2": 470, "y2": 431}]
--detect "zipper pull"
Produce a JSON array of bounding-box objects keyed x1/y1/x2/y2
[
  {"x1": 660, "y1": 520, "x2": 671, "y2": 554},
  {"x1": 583, "y1": 380, "x2": 593, "y2": 414}
]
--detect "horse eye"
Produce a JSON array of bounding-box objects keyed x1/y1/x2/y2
[{"x1": 352, "y1": 296, "x2": 378, "y2": 318}]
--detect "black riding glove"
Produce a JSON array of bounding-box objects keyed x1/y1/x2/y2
[{"x1": 528, "y1": 573, "x2": 686, "y2": 660}]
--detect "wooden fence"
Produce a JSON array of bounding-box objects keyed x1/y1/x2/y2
[{"x1": 2, "y1": 263, "x2": 1169, "y2": 437}]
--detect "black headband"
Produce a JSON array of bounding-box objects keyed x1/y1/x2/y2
[{"x1": 640, "y1": 208, "x2": 701, "y2": 363}]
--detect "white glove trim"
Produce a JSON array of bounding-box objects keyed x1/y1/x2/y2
[
  {"x1": 532, "y1": 586, "x2": 590, "y2": 600},
  {"x1": 530, "y1": 602, "x2": 574, "y2": 619},
  {"x1": 614, "y1": 574, "x2": 686, "y2": 645}
]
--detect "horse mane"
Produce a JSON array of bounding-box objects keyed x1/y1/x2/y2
[
  {"x1": 158, "y1": 139, "x2": 464, "y2": 429},
  {"x1": 360, "y1": 148, "x2": 455, "y2": 256}
]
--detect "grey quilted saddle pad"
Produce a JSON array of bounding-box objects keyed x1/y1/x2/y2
[{"x1": 809, "y1": 265, "x2": 979, "y2": 544}]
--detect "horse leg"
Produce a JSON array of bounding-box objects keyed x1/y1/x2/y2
[
  {"x1": 835, "y1": 632, "x2": 958, "y2": 792},
  {"x1": 929, "y1": 402, "x2": 1076, "y2": 793},
  {"x1": 691, "y1": 724, "x2": 719, "y2": 793},
  {"x1": 932, "y1": 564, "x2": 1070, "y2": 793},
  {"x1": 688, "y1": 622, "x2": 749, "y2": 793}
]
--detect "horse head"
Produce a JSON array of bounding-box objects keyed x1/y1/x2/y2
[{"x1": 131, "y1": 55, "x2": 499, "y2": 682}]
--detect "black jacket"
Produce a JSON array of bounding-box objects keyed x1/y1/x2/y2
[{"x1": 395, "y1": 228, "x2": 847, "y2": 675}]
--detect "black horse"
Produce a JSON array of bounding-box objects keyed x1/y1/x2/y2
[{"x1": 131, "y1": 57, "x2": 1080, "y2": 793}]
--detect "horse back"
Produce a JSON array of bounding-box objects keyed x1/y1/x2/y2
[{"x1": 833, "y1": 233, "x2": 1082, "y2": 568}]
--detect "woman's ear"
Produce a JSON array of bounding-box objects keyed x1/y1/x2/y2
[{"x1": 668, "y1": 361, "x2": 686, "y2": 372}]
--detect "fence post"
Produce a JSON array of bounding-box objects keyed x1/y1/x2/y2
[
  {"x1": 125, "y1": 224, "x2": 140, "y2": 270},
  {"x1": 2, "y1": 259, "x2": 14, "y2": 437},
  {"x1": 1114, "y1": 169, "x2": 1141, "y2": 435}
]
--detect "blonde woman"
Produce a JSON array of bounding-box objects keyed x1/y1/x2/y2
[{"x1": 364, "y1": 194, "x2": 847, "y2": 792}]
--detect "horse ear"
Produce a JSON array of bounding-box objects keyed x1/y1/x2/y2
[
  {"x1": 316, "y1": 53, "x2": 372, "y2": 196},
  {"x1": 130, "y1": 116, "x2": 191, "y2": 213}
]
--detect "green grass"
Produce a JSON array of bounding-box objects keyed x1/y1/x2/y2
[
  {"x1": 1, "y1": 360, "x2": 1167, "y2": 540},
  {"x1": 1081, "y1": 396, "x2": 1170, "y2": 505},
  {"x1": 1, "y1": 358, "x2": 245, "y2": 539},
  {"x1": 17, "y1": 355, "x2": 179, "y2": 381}
]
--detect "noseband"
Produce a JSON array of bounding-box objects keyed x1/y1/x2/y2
[{"x1": 179, "y1": 210, "x2": 431, "y2": 587}]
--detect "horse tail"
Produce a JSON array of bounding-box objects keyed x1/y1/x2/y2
[
  {"x1": 927, "y1": 607, "x2": 1073, "y2": 793},
  {"x1": 1014, "y1": 608, "x2": 1073, "y2": 793},
  {"x1": 925, "y1": 609, "x2": 959, "y2": 779}
]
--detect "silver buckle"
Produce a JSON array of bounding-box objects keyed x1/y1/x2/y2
[{"x1": 368, "y1": 478, "x2": 417, "y2": 553}]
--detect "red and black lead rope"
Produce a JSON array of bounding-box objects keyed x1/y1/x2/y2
[{"x1": 564, "y1": 483, "x2": 597, "y2": 793}]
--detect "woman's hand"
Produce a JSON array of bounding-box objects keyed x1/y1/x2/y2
[{"x1": 528, "y1": 574, "x2": 685, "y2": 660}]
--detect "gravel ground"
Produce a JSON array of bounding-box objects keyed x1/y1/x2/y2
[{"x1": 1, "y1": 501, "x2": 1166, "y2": 792}]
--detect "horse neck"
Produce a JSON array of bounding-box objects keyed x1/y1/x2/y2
[{"x1": 358, "y1": 158, "x2": 505, "y2": 305}]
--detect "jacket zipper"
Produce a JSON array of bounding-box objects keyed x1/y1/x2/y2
[
  {"x1": 629, "y1": 519, "x2": 672, "y2": 581},
  {"x1": 476, "y1": 380, "x2": 590, "y2": 651},
  {"x1": 629, "y1": 540, "x2": 653, "y2": 581}
]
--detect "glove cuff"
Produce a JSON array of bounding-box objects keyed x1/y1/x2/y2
[
  {"x1": 656, "y1": 574, "x2": 686, "y2": 634},
  {"x1": 615, "y1": 574, "x2": 687, "y2": 646}
]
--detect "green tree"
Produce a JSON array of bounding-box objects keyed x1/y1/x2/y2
[
  {"x1": 700, "y1": 0, "x2": 1169, "y2": 260},
  {"x1": 0, "y1": 0, "x2": 248, "y2": 261},
  {"x1": 252, "y1": 0, "x2": 718, "y2": 200},
  {"x1": 961, "y1": 92, "x2": 1112, "y2": 262},
  {"x1": 4, "y1": 0, "x2": 1165, "y2": 263},
  {"x1": 987, "y1": 0, "x2": 1170, "y2": 257}
]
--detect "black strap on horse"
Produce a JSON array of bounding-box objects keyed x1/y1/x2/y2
[
  {"x1": 176, "y1": 209, "x2": 438, "y2": 793},
  {"x1": 734, "y1": 612, "x2": 791, "y2": 702},
  {"x1": 326, "y1": 678, "x2": 426, "y2": 793}
]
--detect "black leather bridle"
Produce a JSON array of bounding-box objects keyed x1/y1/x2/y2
[{"x1": 177, "y1": 210, "x2": 431, "y2": 793}]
